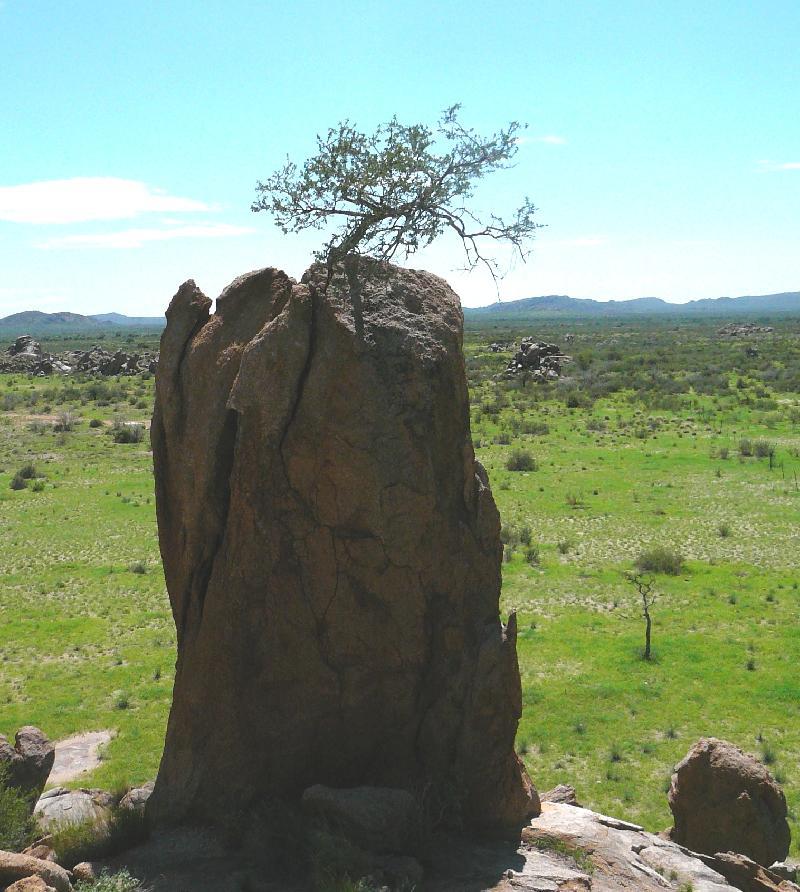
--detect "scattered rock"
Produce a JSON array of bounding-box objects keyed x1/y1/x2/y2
[
  {"x1": 0, "y1": 337, "x2": 158, "y2": 376},
  {"x1": 301, "y1": 785, "x2": 417, "y2": 854},
  {"x1": 0, "y1": 727, "x2": 55, "y2": 806},
  {"x1": 148, "y1": 259, "x2": 537, "y2": 833},
  {"x1": 668, "y1": 737, "x2": 791, "y2": 866},
  {"x1": 0, "y1": 850, "x2": 72, "y2": 892},
  {"x1": 119, "y1": 782, "x2": 154, "y2": 813},
  {"x1": 34, "y1": 788, "x2": 113, "y2": 831},
  {"x1": 501, "y1": 338, "x2": 571, "y2": 380},
  {"x1": 718, "y1": 322, "x2": 774, "y2": 336},
  {"x1": 771, "y1": 863, "x2": 800, "y2": 883},
  {"x1": 71, "y1": 861, "x2": 99, "y2": 883},
  {"x1": 8, "y1": 336, "x2": 42, "y2": 357}
]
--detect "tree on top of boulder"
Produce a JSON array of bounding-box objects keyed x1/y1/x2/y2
[{"x1": 251, "y1": 105, "x2": 542, "y2": 286}]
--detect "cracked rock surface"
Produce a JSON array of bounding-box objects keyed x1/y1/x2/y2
[{"x1": 148, "y1": 258, "x2": 536, "y2": 831}]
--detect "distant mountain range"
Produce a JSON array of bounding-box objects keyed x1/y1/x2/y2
[
  {"x1": 0, "y1": 310, "x2": 164, "y2": 335},
  {"x1": 464, "y1": 291, "x2": 800, "y2": 320},
  {"x1": 1, "y1": 289, "x2": 798, "y2": 336}
]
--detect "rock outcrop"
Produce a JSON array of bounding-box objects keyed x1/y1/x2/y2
[
  {"x1": 0, "y1": 727, "x2": 54, "y2": 806},
  {"x1": 34, "y1": 788, "x2": 113, "y2": 831},
  {"x1": 148, "y1": 258, "x2": 536, "y2": 832},
  {"x1": 0, "y1": 337, "x2": 158, "y2": 376},
  {"x1": 501, "y1": 339, "x2": 571, "y2": 381},
  {"x1": 668, "y1": 738, "x2": 790, "y2": 866},
  {"x1": 0, "y1": 851, "x2": 72, "y2": 892}
]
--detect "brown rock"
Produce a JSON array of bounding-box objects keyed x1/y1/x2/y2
[
  {"x1": 19, "y1": 844, "x2": 57, "y2": 863},
  {"x1": 668, "y1": 738, "x2": 790, "y2": 866},
  {"x1": 702, "y1": 851, "x2": 800, "y2": 892},
  {"x1": 71, "y1": 861, "x2": 98, "y2": 883},
  {"x1": 540, "y1": 784, "x2": 580, "y2": 807},
  {"x1": 148, "y1": 258, "x2": 537, "y2": 832},
  {"x1": 0, "y1": 727, "x2": 55, "y2": 805},
  {"x1": 0, "y1": 850, "x2": 72, "y2": 892},
  {"x1": 5, "y1": 877, "x2": 58, "y2": 892}
]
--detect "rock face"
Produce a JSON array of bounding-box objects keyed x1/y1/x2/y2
[
  {"x1": 0, "y1": 727, "x2": 54, "y2": 805},
  {"x1": 0, "y1": 851, "x2": 72, "y2": 892},
  {"x1": 668, "y1": 738, "x2": 791, "y2": 866},
  {"x1": 148, "y1": 258, "x2": 536, "y2": 831}
]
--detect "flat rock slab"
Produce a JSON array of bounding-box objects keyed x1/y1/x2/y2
[{"x1": 48, "y1": 730, "x2": 112, "y2": 784}]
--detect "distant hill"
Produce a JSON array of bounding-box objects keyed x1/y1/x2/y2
[
  {"x1": 465, "y1": 291, "x2": 800, "y2": 321},
  {"x1": 0, "y1": 310, "x2": 163, "y2": 336}
]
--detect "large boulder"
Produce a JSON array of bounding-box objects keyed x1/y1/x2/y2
[
  {"x1": 0, "y1": 727, "x2": 54, "y2": 805},
  {"x1": 668, "y1": 738, "x2": 791, "y2": 866},
  {"x1": 0, "y1": 851, "x2": 72, "y2": 892},
  {"x1": 147, "y1": 258, "x2": 537, "y2": 832},
  {"x1": 33, "y1": 788, "x2": 113, "y2": 831}
]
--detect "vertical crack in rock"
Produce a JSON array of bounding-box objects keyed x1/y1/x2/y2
[{"x1": 149, "y1": 258, "x2": 538, "y2": 832}]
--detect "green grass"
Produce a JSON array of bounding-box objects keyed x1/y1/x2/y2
[{"x1": 1, "y1": 317, "x2": 800, "y2": 856}]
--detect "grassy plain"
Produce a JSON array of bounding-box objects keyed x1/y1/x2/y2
[{"x1": 1, "y1": 318, "x2": 799, "y2": 852}]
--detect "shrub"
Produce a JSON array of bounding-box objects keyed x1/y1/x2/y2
[
  {"x1": 506, "y1": 449, "x2": 537, "y2": 472},
  {"x1": 738, "y1": 438, "x2": 753, "y2": 457},
  {"x1": 556, "y1": 539, "x2": 572, "y2": 555},
  {"x1": 112, "y1": 423, "x2": 145, "y2": 444},
  {"x1": 53, "y1": 411, "x2": 75, "y2": 432},
  {"x1": 718, "y1": 522, "x2": 731, "y2": 538},
  {"x1": 129, "y1": 560, "x2": 147, "y2": 575},
  {"x1": 753, "y1": 439, "x2": 775, "y2": 459},
  {"x1": 9, "y1": 472, "x2": 27, "y2": 491},
  {"x1": 524, "y1": 545, "x2": 540, "y2": 566},
  {"x1": 89, "y1": 418, "x2": 103, "y2": 428},
  {"x1": 18, "y1": 463, "x2": 37, "y2": 480},
  {"x1": 0, "y1": 765, "x2": 36, "y2": 852},
  {"x1": 76, "y1": 870, "x2": 144, "y2": 892},
  {"x1": 31, "y1": 479, "x2": 45, "y2": 493},
  {"x1": 635, "y1": 546, "x2": 685, "y2": 575}
]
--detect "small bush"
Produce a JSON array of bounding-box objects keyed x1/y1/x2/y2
[
  {"x1": 0, "y1": 765, "x2": 37, "y2": 852},
  {"x1": 635, "y1": 546, "x2": 685, "y2": 576},
  {"x1": 76, "y1": 869, "x2": 144, "y2": 892},
  {"x1": 524, "y1": 545, "x2": 540, "y2": 566},
  {"x1": 506, "y1": 449, "x2": 538, "y2": 472},
  {"x1": 753, "y1": 439, "x2": 775, "y2": 459},
  {"x1": 9, "y1": 472, "x2": 27, "y2": 491},
  {"x1": 18, "y1": 463, "x2": 37, "y2": 480},
  {"x1": 89, "y1": 418, "x2": 103, "y2": 428},
  {"x1": 718, "y1": 522, "x2": 731, "y2": 538},
  {"x1": 556, "y1": 539, "x2": 572, "y2": 555},
  {"x1": 129, "y1": 560, "x2": 147, "y2": 575},
  {"x1": 53, "y1": 411, "x2": 76, "y2": 432},
  {"x1": 111, "y1": 422, "x2": 145, "y2": 444},
  {"x1": 739, "y1": 438, "x2": 753, "y2": 457},
  {"x1": 31, "y1": 479, "x2": 45, "y2": 493}
]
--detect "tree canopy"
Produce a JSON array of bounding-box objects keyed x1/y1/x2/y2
[{"x1": 252, "y1": 105, "x2": 541, "y2": 284}]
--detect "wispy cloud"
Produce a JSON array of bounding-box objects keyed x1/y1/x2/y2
[
  {"x1": 756, "y1": 160, "x2": 800, "y2": 172},
  {"x1": 38, "y1": 222, "x2": 254, "y2": 250},
  {"x1": 0, "y1": 177, "x2": 212, "y2": 224},
  {"x1": 515, "y1": 134, "x2": 567, "y2": 146}
]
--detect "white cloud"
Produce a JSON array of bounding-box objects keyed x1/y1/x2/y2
[
  {"x1": 0, "y1": 177, "x2": 212, "y2": 224},
  {"x1": 38, "y1": 222, "x2": 255, "y2": 250},
  {"x1": 756, "y1": 160, "x2": 800, "y2": 172}
]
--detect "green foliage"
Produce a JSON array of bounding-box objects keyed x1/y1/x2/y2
[
  {"x1": 0, "y1": 765, "x2": 36, "y2": 852},
  {"x1": 253, "y1": 105, "x2": 540, "y2": 280},
  {"x1": 111, "y1": 422, "x2": 145, "y2": 444},
  {"x1": 635, "y1": 546, "x2": 685, "y2": 576},
  {"x1": 50, "y1": 806, "x2": 149, "y2": 869},
  {"x1": 75, "y1": 869, "x2": 144, "y2": 892},
  {"x1": 506, "y1": 448, "x2": 538, "y2": 471}
]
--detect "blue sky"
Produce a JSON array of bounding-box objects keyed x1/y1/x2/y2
[{"x1": 1, "y1": 0, "x2": 798, "y2": 315}]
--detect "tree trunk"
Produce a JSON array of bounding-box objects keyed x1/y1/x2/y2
[{"x1": 644, "y1": 612, "x2": 652, "y2": 660}]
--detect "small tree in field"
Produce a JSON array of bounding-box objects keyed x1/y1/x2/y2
[
  {"x1": 252, "y1": 105, "x2": 541, "y2": 285},
  {"x1": 624, "y1": 571, "x2": 657, "y2": 661}
]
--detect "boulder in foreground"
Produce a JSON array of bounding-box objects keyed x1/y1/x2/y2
[{"x1": 668, "y1": 737, "x2": 790, "y2": 866}]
